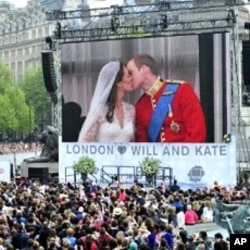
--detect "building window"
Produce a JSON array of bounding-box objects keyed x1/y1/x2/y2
[
  {"x1": 18, "y1": 61, "x2": 23, "y2": 72},
  {"x1": 11, "y1": 50, "x2": 15, "y2": 57},
  {"x1": 18, "y1": 49, "x2": 22, "y2": 56},
  {"x1": 24, "y1": 32, "x2": 29, "y2": 40},
  {"x1": 4, "y1": 51, "x2": 9, "y2": 58},
  {"x1": 18, "y1": 33, "x2": 22, "y2": 42},
  {"x1": 39, "y1": 14, "x2": 44, "y2": 23},
  {"x1": 45, "y1": 27, "x2": 49, "y2": 36},
  {"x1": 32, "y1": 30, "x2": 36, "y2": 39},
  {"x1": 37, "y1": 44, "x2": 42, "y2": 52},
  {"x1": 11, "y1": 35, "x2": 16, "y2": 43},
  {"x1": 4, "y1": 36, "x2": 10, "y2": 45},
  {"x1": 25, "y1": 60, "x2": 29, "y2": 69},
  {"x1": 38, "y1": 28, "x2": 43, "y2": 36},
  {"x1": 11, "y1": 62, "x2": 15, "y2": 71}
]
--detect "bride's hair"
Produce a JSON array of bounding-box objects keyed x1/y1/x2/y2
[
  {"x1": 78, "y1": 61, "x2": 121, "y2": 142},
  {"x1": 106, "y1": 62, "x2": 124, "y2": 123}
]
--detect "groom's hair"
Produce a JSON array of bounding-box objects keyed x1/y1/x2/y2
[{"x1": 133, "y1": 54, "x2": 158, "y2": 75}]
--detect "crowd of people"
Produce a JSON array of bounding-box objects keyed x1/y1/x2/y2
[
  {"x1": 0, "y1": 176, "x2": 241, "y2": 250},
  {"x1": 0, "y1": 142, "x2": 41, "y2": 155},
  {"x1": 0, "y1": 52, "x2": 237, "y2": 249}
]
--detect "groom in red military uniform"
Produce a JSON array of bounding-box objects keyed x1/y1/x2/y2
[{"x1": 127, "y1": 54, "x2": 206, "y2": 143}]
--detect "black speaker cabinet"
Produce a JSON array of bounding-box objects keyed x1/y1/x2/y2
[
  {"x1": 243, "y1": 41, "x2": 250, "y2": 86},
  {"x1": 28, "y1": 167, "x2": 49, "y2": 183},
  {"x1": 41, "y1": 52, "x2": 57, "y2": 92}
]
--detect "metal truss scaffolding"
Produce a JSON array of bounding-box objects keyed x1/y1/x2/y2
[
  {"x1": 48, "y1": 0, "x2": 250, "y2": 172},
  {"x1": 45, "y1": 0, "x2": 245, "y2": 43}
]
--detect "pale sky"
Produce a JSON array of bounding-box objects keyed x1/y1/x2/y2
[
  {"x1": 7, "y1": 0, "x2": 28, "y2": 8},
  {"x1": 5, "y1": 0, "x2": 250, "y2": 11},
  {"x1": 5, "y1": 0, "x2": 123, "y2": 8}
]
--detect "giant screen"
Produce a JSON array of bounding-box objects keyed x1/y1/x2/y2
[{"x1": 59, "y1": 33, "x2": 236, "y2": 188}]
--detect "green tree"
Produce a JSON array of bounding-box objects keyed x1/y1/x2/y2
[
  {"x1": 5, "y1": 87, "x2": 34, "y2": 134},
  {"x1": 0, "y1": 60, "x2": 18, "y2": 135},
  {"x1": 0, "y1": 59, "x2": 13, "y2": 94},
  {"x1": 0, "y1": 59, "x2": 35, "y2": 138},
  {"x1": 20, "y1": 67, "x2": 52, "y2": 130},
  {"x1": 0, "y1": 94, "x2": 18, "y2": 132}
]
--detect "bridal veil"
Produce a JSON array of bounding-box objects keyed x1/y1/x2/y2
[{"x1": 78, "y1": 61, "x2": 120, "y2": 142}]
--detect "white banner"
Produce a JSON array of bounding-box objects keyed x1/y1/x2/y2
[
  {"x1": 59, "y1": 137, "x2": 236, "y2": 190},
  {"x1": 0, "y1": 152, "x2": 39, "y2": 166},
  {"x1": 0, "y1": 161, "x2": 10, "y2": 183}
]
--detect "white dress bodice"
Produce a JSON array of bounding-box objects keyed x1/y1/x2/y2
[{"x1": 84, "y1": 101, "x2": 135, "y2": 142}]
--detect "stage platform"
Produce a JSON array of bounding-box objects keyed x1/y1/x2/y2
[{"x1": 20, "y1": 161, "x2": 58, "y2": 182}]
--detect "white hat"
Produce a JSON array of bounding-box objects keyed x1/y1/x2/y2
[
  {"x1": 78, "y1": 206, "x2": 84, "y2": 213},
  {"x1": 113, "y1": 207, "x2": 123, "y2": 216}
]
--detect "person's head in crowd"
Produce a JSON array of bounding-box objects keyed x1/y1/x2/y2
[
  {"x1": 196, "y1": 243, "x2": 205, "y2": 250},
  {"x1": 179, "y1": 229, "x2": 188, "y2": 244},
  {"x1": 165, "y1": 225, "x2": 173, "y2": 234},
  {"x1": 176, "y1": 242, "x2": 186, "y2": 250},
  {"x1": 121, "y1": 238, "x2": 129, "y2": 248},
  {"x1": 199, "y1": 230, "x2": 208, "y2": 240},
  {"x1": 113, "y1": 207, "x2": 123, "y2": 217},
  {"x1": 129, "y1": 240, "x2": 138, "y2": 250},
  {"x1": 109, "y1": 238, "x2": 118, "y2": 249},
  {"x1": 215, "y1": 232, "x2": 223, "y2": 239},
  {"x1": 167, "y1": 206, "x2": 176, "y2": 216},
  {"x1": 187, "y1": 235, "x2": 194, "y2": 242},
  {"x1": 100, "y1": 227, "x2": 107, "y2": 236},
  {"x1": 66, "y1": 227, "x2": 74, "y2": 237},
  {"x1": 213, "y1": 241, "x2": 227, "y2": 250},
  {"x1": 214, "y1": 232, "x2": 228, "y2": 250},
  {"x1": 186, "y1": 204, "x2": 193, "y2": 211},
  {"x1": 62, "y1": 240, "x2": 71, "y2": 250},
  {"x1": 138, "y1": 242, "x2": 150, "y2": 250},
  {"x1": 145, "y1": 218, "x2": 155, "y2": 232},
  {"x1": 116, "y1": 237, "x2": 123, "y2": 247},
  {"x1": 5, "y1": 244, "x2": 14, "y2": 250},
  {"x1": 138, "y1": 206, "x2": 148, "y2": 216},
  {"x1": 192, "y1": 200, "x2": 200, "y2": 212},
  {"x1": 32, "y1": 240, "x2": 40, "y2": 250},
  {"x1": 48, "y1": 237, "x2": 57, "y2": 249},
  {"x1": 159, "y1": 238, "x2": 169, "y2": 249}
]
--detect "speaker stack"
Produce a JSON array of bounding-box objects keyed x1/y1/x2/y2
[
  {"x1": 243, "y1": 40, "x2": 250, "y2": 86},
  {"x1": 41, "y1": 51, "x2": 58, "y2": 103},
  {"x1": 243, "y1": 22, "x2": 250, "y2": 87}
]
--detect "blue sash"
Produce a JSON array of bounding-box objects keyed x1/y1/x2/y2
[{"x1": 147, "y1": 83, "x2": 179, "y2": 142}]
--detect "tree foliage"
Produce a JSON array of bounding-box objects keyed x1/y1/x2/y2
[
  {"x1": 0, "y1": 59, "x2": 33, "y2": 135},
  {"x1": 0, "y1": 60, "x2": 53, "y2": 138},
  {"x1": 0, "y1": 94, "x2": 18, "y2": 132},
  {"x1": 20, "y1": 67, "x2": 52, "y2": 126},
  {"x1": 5, "y1": 87, "x2": 34, "y2": 133},
  {"x1": 0, "y1": 59, "x2": 13, "y2": 94}
]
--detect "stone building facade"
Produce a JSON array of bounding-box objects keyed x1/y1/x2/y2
[
  {"x1": 0, "y1": 0, "x2": 83, "y2": 83},
  {"x1": 0, "y1": 0, "x2": 54, "y2": 83}
]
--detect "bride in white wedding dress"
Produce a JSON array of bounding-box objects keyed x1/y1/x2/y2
[{"x1": 77, "y1": 61, "x2": 135, "y2": 142}]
